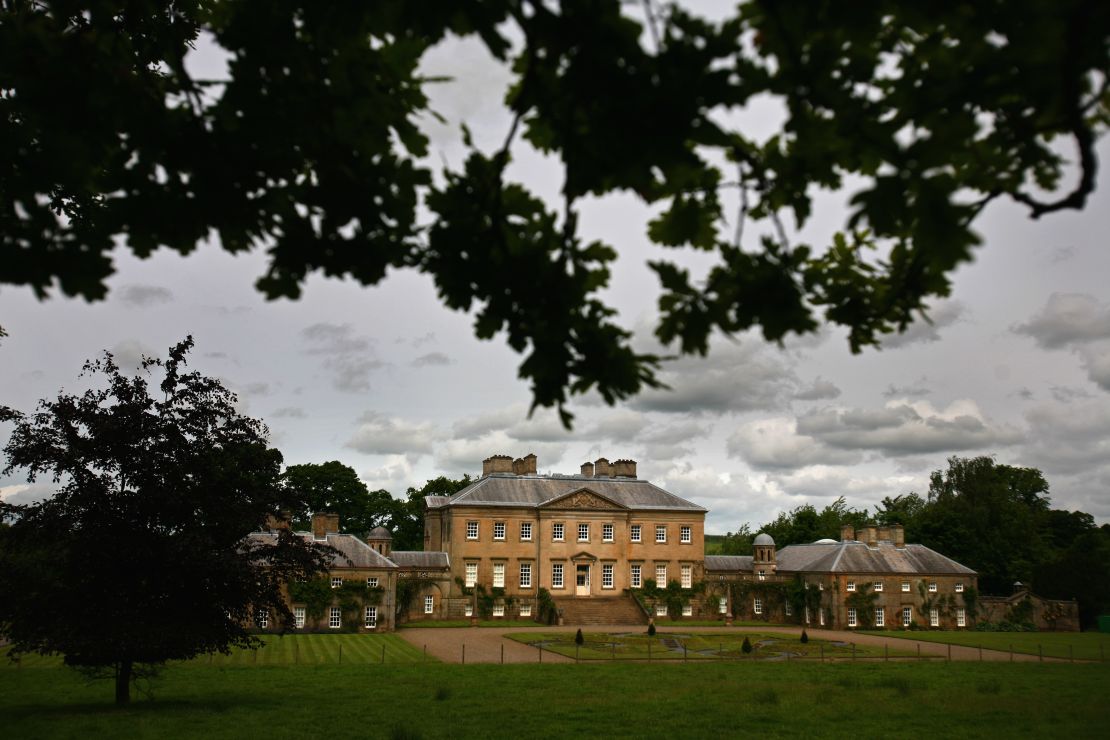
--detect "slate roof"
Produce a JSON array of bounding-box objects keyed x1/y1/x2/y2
[
  {"x1": 432, "y1": 474, "x2": 705, "y2": 511},
  {"x1": 704, "y1": 555, "x2": 754, "y2": 572},
  {"x1": 390, "y1": 551, "x2": 451, "y2": 569},
  {"x1": 248, "y1": 531, "x2": 398, "y2": 569},
  {"x1": 775, "y1": 541, "x2": 976, "y2": 576}
]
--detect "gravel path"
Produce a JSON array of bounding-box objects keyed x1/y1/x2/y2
[{"x1": 396, "y1": 624, "x2": 1066, "y2": 664}]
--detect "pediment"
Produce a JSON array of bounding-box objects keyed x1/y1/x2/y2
[
  {"x1": 539, "y1": 487, "x2": 626, "y2": 511},
  {"x1": 571, "y1": 551, "x2": 598, "y2": 562}
]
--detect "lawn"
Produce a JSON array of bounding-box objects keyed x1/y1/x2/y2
[
  {"x1": 858, "y1": 630, "x2": 1110, "y2": 661},
  {"x1": 508, "y1": 631, "x2": 920, "y2": 661},
  {"x1": 1, "y1": 659, "x2": 1107, "y2": 738}
]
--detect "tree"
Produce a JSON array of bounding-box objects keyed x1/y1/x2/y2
[
  {"x1": 281, "y1": 460, "x2": 406, "y2": 536},
  {"x1": 758, "y1": 497, "x2": 868, "y2": 546},
  {"x1": 3, "y1": 1, "x2": 1107, "y2": 425},
  {"x1": 392, "y1": 474, "x2": 474, "y2": 550},
  {"x1": 0, "y1": 338, "x2": 330, "y2": 704}
]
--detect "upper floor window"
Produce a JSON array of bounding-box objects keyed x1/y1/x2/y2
[
  {"x1": 630, "y1": 524, "x2": 642, "y2": 543},
  {"x1": 493, "y1": 521, "x2": 506, "y2": 540},
  {"x1": 520, "y1": 522, "x2": 533, "y2": 541},
  {"x1": 656, "y1": 525, "x2": 667, "y2": 543},
  {"x1": 901, "y1": 581, "x2": 910, "y2": 592},
  {"x1": 466, "y1": 521, "x2": 479, "y2": 540},
  {"x1": 928, "y1": 582, "x2": 938, "y2": 593},
  {"x1": 955, "y1": 582, "x2": 965, "y2": 593},
  {"x1": 367, "y1": 577, "x2": 379, "y2": 588},
  {"x1": 757, "y1": 569, "x2": 766, "y2": 581},
  {"x1": 552, "y1": 522, "x2": 564, "y2": 541},
  {"x1": 602, "y1": 523, "x2": 614, "y2": 542},
  {"x1": 846, "y1": 580, "x2": 856, "y2": 592},
  {"x1": 331, "y1": 577, "x2": 342, "y2": 589},
  {"x1": 680, "y1": 526, "x2": 691, "y2": 544},
  {"x1": 874, "y1": 581, "x2": 883, "y2": 592},
  {"x1": 578, "y1": 523, "x2": 590, "y2": 542}
]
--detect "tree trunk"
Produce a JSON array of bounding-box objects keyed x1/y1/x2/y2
[{"x1": 115, "y1": 660, "x2": 132, "y2": 705}]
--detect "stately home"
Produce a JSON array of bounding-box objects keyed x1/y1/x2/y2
[{"x1": 257, "y1": 453, "x2": 1048, "y2": 631}]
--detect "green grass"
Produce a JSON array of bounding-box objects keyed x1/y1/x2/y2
[
  {"x1": 1, "y1": 633, "x2": 431, "y2": 668},
  {"x1": 859, "y1": 630, "x2": 1110, "y2": 661},
  {"x1": 2, "y1": 660, "x2": 1107, "y2": 738},
  {"x1": 508, "y1": 631, "x2": 919, "y2": 661},
  {"x1": 400, "y1": 619, "x2": 540, "y2": 629}
]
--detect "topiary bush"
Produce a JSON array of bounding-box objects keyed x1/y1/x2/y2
[
  {"x1": 575, "y1": 628, "x2": 584, "y2": 646},
  {"x1": 800, "y1": 629, "x2": 808, "y2": 643},
  {"x1": 647, "y1": 623, "x2": 656, "y2": 636},
  {"x1": 742, "y1": 636, "x2": 753, "y2": 654}
]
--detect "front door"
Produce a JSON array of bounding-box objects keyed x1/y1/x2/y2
[{"x1": 575, "y1": 564, "x2": 590, "y2": 596}]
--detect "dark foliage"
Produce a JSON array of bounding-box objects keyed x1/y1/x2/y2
[{"x1": 0, "y1": 338, "x2": 331, "y2": 703}]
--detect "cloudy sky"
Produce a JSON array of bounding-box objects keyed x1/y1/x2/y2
[{"x1": 3, "y1": 6, "x2": 1109, "y2": 533}]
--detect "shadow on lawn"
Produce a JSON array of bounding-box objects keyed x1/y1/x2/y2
[{"x1": 3, "y1": 692, "x2": 277, "y2": 720}]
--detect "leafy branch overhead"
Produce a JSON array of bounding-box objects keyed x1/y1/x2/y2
[{"x1": 3, "y1": 1, "x2": 1107, "y2": 422}]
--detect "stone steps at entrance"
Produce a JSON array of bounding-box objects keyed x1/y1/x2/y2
[{"x1": 553, "y1": 595, "x2": 647, "y2": 626}]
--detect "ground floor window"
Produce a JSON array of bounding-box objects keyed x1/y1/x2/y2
[
  {"x1": 424, "y1": 596, "x2": 434, "y2": 615},
  {"x1": 875, "y1": 607, "x2": 884, "y2": 627},
  {"x1": 256, "y1": 608, "x2": 269, "y2": 629},
  {"x1": 552, "y1": 562, "x2": 564, "y2": 589},
  {"x1": 602, "y1": 563, "x2": 614, "y2": 589},
  {"x1": 492, "y1": 604, "x2": 504, "y2": 617},
  {"x1": 655, "y1": 603, "x2": 667, "y2": 617},
  {"x1": 520, "y1": 604, "x2": 532, "y2": 617},
  {"x1": 465, "y1": 562, "x2": 477, "y2": 588},
  {"x1": 819, "y1": 608, "x2": 825, "y2": 626},
  {"x1": 719, "y1": 596, "x2": 727, "y2": 614},
  {"x1": 329, "y1": 607, "x2": 341, "y2": 629},
  {"x1": 631, "y1": 564, "x2": 642, "y2": 588},
  {"x1": 293, "y1": 606, "x2": 305, "y2": 629},
  {"x1": 956, "y1": 608, "x2": 966, "y2": 627},
  {"x1": 902, "y1": 606, "x2": 912, "y2": 627},
  {"x1": 754, "y1": 598, "x2": 763, "y2": 615},
  {"x1": 847, "y1": 607, "x2": 857, "y2": 627},
  {"x1": 784, "y1": 602, "x2": 792, "y2": 617},
  {"x1": 682, "y1": 604, "x2": 692, "y2": 617},
  {"x1": 464, "y1": 604, "x2": 473, "y2": 617},
  {"x1": 930, "y1": 608, "x2": 939, "y2": 627},
  {"x1": 365, "y1": 606, "x2": 377, "y2": 629}
]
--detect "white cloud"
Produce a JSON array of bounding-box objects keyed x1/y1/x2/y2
[
  {"x1": 1014, "y1": 293, "x2": 1110, "y2": 348},
  {"x1": 879, "y1": 300, "x2": 966, "y2": 349},
  {"x1": 726, "y1": 417, "x2": 862, "y2": 470},
  {"x1": 346, "y1": 413, "x2": 439, "y2": 455},
  {"x1": 110, "y1": 339, "x2": 155, "y2": 370},
  {"x1": 794, "y1": 377, "x2": 842, "y2": 401}
]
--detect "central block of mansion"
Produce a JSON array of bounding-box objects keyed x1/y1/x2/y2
[{"x1": 261, "y1": 454, "x2": 984, "y2": 631}]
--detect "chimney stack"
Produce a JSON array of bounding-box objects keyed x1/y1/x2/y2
[
  {"x1": 483, "y1": 454, "x2": 514, "y2": 476},
  {"x1": 522, "y1": 453, "x2": 537, "y2": 474},
  {"x1": 611, "y1": 459, "x2": 637, "y2": 478},
  {"x1": 877, "y1": 525, "x2": 892, "y2": 543},
  {"x1": 312, "y1": 512, "x2": 340, "y2": 539},
  {"x1": 581, "y1": 461, "x2": 594, "y2": 477},
  {"x1": 265, "y1": 510, "x2": 292, "y2": 532},
  {"x1": 892, "y1": 524, "x2": 905, "y2": 548},
  {"x1": 839, "y1": 523, "x2": 855, "y2": 542},
  {"x1": 861, "y1": 524, "x2": 878, "y2": 548},
  {"x1": 594, "y1": 457, "x2": 611, "y2": 477}
]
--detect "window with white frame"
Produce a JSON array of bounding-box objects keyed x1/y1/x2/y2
[
  {"x1": 655, "y1": 564, "x2": 667, "y2": 586},
  {"x1": 655, "y1": 604, "x2": 667, "y2": 617},
  {"x1": 519, "y1": 562, "x2": 532, "y2": 588},
  {"x1": 819, "y1": 609, "x2": 825, "y2": 626},
  {"x1": 552, "y1": 522, "x2": 564, "y2": 541},
  {"x1": 754, "y1": 598, "x2": 763, "y2": 615},
  {"x1": 631, "y1": 524, "x2": 642, "y2": 543},
  {"x1": 681, "y1": 525, "x2": 692, "y2": 543},
  {"x1": 630, "y1": 564, "x2": 642, "y2": 588},
  {"x1": 464, "y1": 604, "x2": 473, "y2": 617},
  {"x1": 901, "y1": 581, "x2": 910, "y2": 592},
  {"x1": 492, "y1": 604, "x2": 504, "y2": 617},
  {"x1": 493, "y1": 521, "x2": 506, "y2": 540},
  {"x1": 552, "y1": 562, "x2": 564, "y2": 588},
  {"x1": 331, "y1": 577, "x2": 342, "y2": 588},
  {"x1": 928, "y1": 582, "x2": 938, "y2": 593},
  {"x1": 846, "y1": 580, "x2": 856, "y2": 592},
  {"x1": 293, "y1": 606, "x2": 305, "y2": 628},
  {"x1": 520, "y1": 604, "x2": 532, "y2": 617},
  {"x1": 465, "y1": 562, "x2": 477, "y2": 587},
  {"x1": 847, "y1": 607, "x2": 857, "y2": 627},
  {"x1": 875, "y1": 607, "x2": 884, "y2": 627},
  {"x1": 367, "y1": 577, "x2": 379, "y2": 588},
  {"x1": 329, "y1": 607, "x2": 341, "y2": 628},
  {"x1": 930, "y1": 608, "x2": 939, "y2": 627},
  {"x1": 602, "y1": 563, "x2": 614, "y2": 589},
  {"x1": 874, "y1": 581, "x2": 883, "y2": 592},
  {"x1": 956, "y1": 608, "x2": 966, "y2": 627},
  {"x1": 955, "y1": 582, "x2": 964, "y2": 593},
  {"x1": 578, "y1": 523, "x2": 589, "y2": 541},
  {"x1": 602, "y1": 523, "x2": 614, "y2": 542},
  {"x1": 902, "y1": 606, "x2": 912, "y2": 626},
  {"x1": 493, "y1": 562, "x2": 505, "y2": 588},
  {"x1": 256, "y1": 608, "x2": 270, "y2": 629},
  {"x1": 757, "y1": 569, "x2": 766, "y2": 581},
  {"x1": 656, "y1": 525, "x2": 667, "y2": 543},
  {"x1": 785, "y1": 602, "x2": 792, "y2": 617},
  {"x1": 682, "y1": 604, "x2": 693, "y2": 616},
  {"x1": 719, "y1": 596, "x2": 727, "y2": 614},
  {"x1": 365, "y1": 606, "x2": 377, "y2": 629},
  {"x1": 424, "y1": 596, "x2": 434, "y2": 615},
  {"x1": 520, "y1": 521, "x2": 532, "y2": 541},
  {"x1": 466, "y1": 520, "x2": 479, "y2": 540},
  {"x1": 681, "y1": 564, "x2": 692, "y2": 589}
]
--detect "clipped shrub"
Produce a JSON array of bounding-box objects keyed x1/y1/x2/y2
[
  {"x1": 648, "y1": 623, "x2": 656, "y2": 636},
  {"x1": 575, "y1": 628, "x2": 584, "y2": 646},
  {"x1": 800, "y1": 629, "x2": 809, "y2": 644},
  {"x1": 742, "y1": 636, "x2": 753, "y2": 654}
]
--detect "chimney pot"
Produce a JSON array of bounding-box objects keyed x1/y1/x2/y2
[{"x1": 523, "y1": 453, "x2": 537, "y2": 475}]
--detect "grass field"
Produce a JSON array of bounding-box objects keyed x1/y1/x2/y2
[
  {"x1": 1, "y1": 658, "x2": 1107, "y2": 738},
  {"x1": 2, "y1": 634, "x2": 431, "y2": 668},
  {"x1": 858, "y1": 630, "x2": 1110, "y2": 661},
  {"x1": 508, "y1": 631, "x2": 920, "y2": 661}
]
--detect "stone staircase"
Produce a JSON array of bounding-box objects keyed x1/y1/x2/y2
[{"x1": 553, "y1": 595, "x2": 648, "y2": 626}]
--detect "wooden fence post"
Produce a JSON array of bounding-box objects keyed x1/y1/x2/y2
[{"x1": 462, "y1": 643, "x2": 466, "y2": 665}]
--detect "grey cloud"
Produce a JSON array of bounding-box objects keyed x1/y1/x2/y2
[
  {"x1": 1050, "y1": 386, "x2": 1093, "y2": 403},
  {"x1": 204, "y1": 351, "x2": 229, "y2": 360},
  {"x1": 1080, "y1": 346, "x2": 1110, "y2": 392},
  {"x1": 329, "y1": 356, "x2": 387, "y2": 393},
  {"x1": 110, "y1": 339, "x2": 155, "y2": 370},
  {"x1": 241, "y1": 382, "x2": 270, "y2": 396},
  {"x1": 117, "y1": 284, "x2": 173, "y2": 307},
  {"x1": 0, "y1": 481, "x2": 58, "y2": 506},
  {"x1": 346, "y1": 412, "x2": 438, "y2": 455},
  {"x1": 271, "y1": 406, "x2": 307, "y2": 418},
  {"x1": 412, "y1": 332, "x2": 436, "y2": 348},
  {"x1": 301, "y1": 323, "x2": 374, "y2": 355},
  {"x1": 639, "y1": 421, "x2": 712, "y2": 446},
  {"x1": 1011, "y1": 387, "x2": 1035, "y2": 401},
  {"x1": 880, "y1": 300, "x2": 966, "y2": 349},
  {"x1": 1050, "y1": 246, "x2": 1076, "y2": 264},
  {"x1": 1020, "y1": 402, "x2": 1110, "y2": 475},
  {"x1": 411, "y1": 352, "x2": 453, "y2": 367},
  {"x1": 726, "y1": 418, "x2": 862, "y2": 470},
  {"x1": 585, "y1": 411, "x2": 649, "y2": 442},
  {"x1": 640, "y1": 442, "x2": 696, "y2": 462},
  {"x1": 883, "y1": 377, "x2": 932, "y2": 398},
  {"x1": 1014, "y1": 293, "x2": 1110, "y2": 349},
  {"x1": 794, "y1": 377, "x2": 841, "y2": 401},
  {"x1": 452, "y1": 406, "x2": 526, "y2": 439},
  {"x1": 301, "y1": 323, "x2": 386, "y2": 392}
]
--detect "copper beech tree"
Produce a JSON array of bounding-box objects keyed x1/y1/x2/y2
[{"x1": 0, "y1": 338, "x2": 331, "y2": 704}]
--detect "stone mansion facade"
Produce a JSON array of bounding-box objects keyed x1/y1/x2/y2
[{"x1": 258, "y1": 453, "x2": 1030, "y2": 631}]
